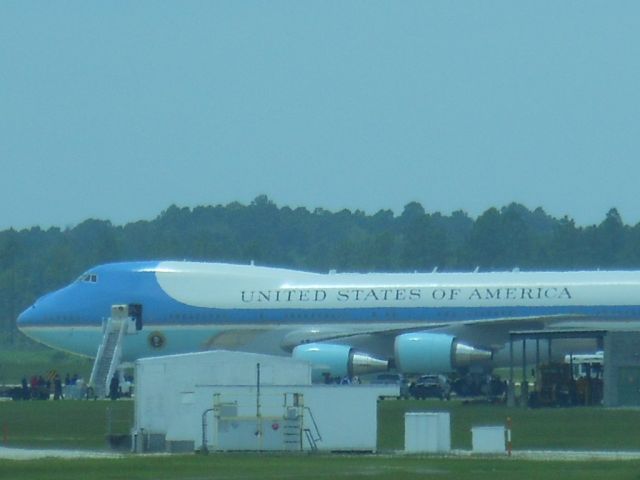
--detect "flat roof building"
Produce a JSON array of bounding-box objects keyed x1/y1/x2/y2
[{"x1": 132, "y1": 350, "x2": 398, "y2": 453}]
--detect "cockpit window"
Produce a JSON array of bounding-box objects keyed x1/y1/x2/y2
[{"x1": 76, "y1": 273, "x2": 99, "y2": 283}]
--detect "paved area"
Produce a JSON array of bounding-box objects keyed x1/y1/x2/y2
[
  {"x1": 3, "y1": 446, "x2": 640, "y2": 461},
  {"x1": 0, "y1": 446, "x2": 124, "y2": 460},
  {"x1": 400, "y1": 449, "x2": 640, "y2": 461},
  {"x1": 511, "y1": 450, "x2": 640, "y2": 461}
]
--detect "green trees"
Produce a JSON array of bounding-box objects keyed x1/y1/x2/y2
[{"x1": 2, "y1": 197, "x2": 640, "y2": 345}]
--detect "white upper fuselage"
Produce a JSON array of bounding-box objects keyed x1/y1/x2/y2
[{"x1": 159, "y1": 261, "x2": 628, "y2": 308}]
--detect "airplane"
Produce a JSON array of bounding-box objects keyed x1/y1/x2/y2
[{"x1": 16, "y1": 260, "x2": 640, "y2": 381}]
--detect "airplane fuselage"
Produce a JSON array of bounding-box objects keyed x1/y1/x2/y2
[{"x1": 16, "y1": 261, "x2": 640, "y2": 371}]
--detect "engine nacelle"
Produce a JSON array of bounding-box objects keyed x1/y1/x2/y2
[
  {"x1": 292, "y1": 343, "x2": 388, "y2": 382},
  {"x1": 394, "y1": 332, "x2": 492, "y2": 374}
]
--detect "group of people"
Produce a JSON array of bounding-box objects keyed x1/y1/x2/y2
[
  {"x1": 20, "y1": 372, "x2": 85, "y2": 400},
  {"x1": 15, "y1": 371, "x2": 133, "y2": 401},
  {"x1": 322, "y1": 373, "x2": 362, "y2": 385}
]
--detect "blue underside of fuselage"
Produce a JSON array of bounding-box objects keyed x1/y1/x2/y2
[{"x1": 21, "y1": 299, "x2": 640, "y2": 328}]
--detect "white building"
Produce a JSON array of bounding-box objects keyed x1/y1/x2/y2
[{"x1": 133, "y1": 350, "x2": 398, "y2": 453}]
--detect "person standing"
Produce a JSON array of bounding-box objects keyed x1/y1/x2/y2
[
  {"x1": 21, "y1": 376, "x2": 29, "y2": 400},
  {"x1": 109, "y1": 374, "x2": 119, "y2": 401},
  {"x1": 53, "y1": 374, "x2": 63, "y2": 400}
]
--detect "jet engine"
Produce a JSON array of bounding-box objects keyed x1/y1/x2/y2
[
  {"x1": 292, "y1": 343, "x2": 389, "y2": 381},
  {"x1": 394, "y1": 332, "x2": 492, "y2": 374}
]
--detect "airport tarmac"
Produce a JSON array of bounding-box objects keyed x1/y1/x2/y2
[
  {"x1": 4, "y1": 446, "x2": 640, "y2": 461},
  {"x1": 418, "y1": 450, "x2": 640, "y2": 461},
  {"x1": 510, "y1": 450, "x2": 640, "y2": 461},
  {"x1": 0, "y1": 446, "x2": 124, "y2": 461}
]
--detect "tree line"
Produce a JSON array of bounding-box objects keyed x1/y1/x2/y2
[{"x1": 1, "y1": 195, "x2": 639, "y2": 345}]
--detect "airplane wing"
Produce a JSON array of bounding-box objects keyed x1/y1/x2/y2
[{"x1": 280, "y1": 313, "x2": 590, "y2": 351}]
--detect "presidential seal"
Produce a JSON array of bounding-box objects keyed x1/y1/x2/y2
[{"x1": 148, "y1": 331, "x2": 166, "y2": 349}]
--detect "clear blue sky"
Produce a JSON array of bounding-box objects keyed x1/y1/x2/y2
[{"x1": 2, "y1": 1, "x2": 639, "y2": 230}]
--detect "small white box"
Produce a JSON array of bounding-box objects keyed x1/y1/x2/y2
[
  {"x1": 405, "y1": 412, "x2": 451, "y2": 453},
  {"x1": 471, "y1": 426, "x2": 505, "y2": 454}
]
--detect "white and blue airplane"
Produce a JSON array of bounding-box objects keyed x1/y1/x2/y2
[{"x1": 16, "y1": 261, "x2": 640, "y2": 379}]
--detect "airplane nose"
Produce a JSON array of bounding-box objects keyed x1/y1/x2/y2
[
  {"x1": 17, "y1": 305, "x2": 37, "y2": 330},
  {"x1": 17, "y1": 290, "x2": 59, "y2": 331}
]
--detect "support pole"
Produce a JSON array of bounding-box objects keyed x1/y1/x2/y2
[
  {"x1": 506, "y1": 417, "x2": 512, "y2": 457},
  {"x1": 256, "y1": 363, "x2": 262, "y2": 449},
  {"x1": 256, "y1": 362, "x2": 261, "y2": 418},
  {"x1": 507, "y1": 336, "x2": 515, "y2": 407},
  {"x1": 521, "y1": 339, "x2": 528, "y2": 407},
  {"x1": 535, "y1": 339, "x2": 540, "y2": 394}
]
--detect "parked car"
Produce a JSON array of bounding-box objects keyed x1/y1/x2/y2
[{"x1": 409, "y1": 374, "x2": 451, "y2": 400}]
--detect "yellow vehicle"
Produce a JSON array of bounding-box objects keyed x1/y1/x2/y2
[
  {"x1": 529, "y1": 352, "x2": 604, "y2": 407},
  {"x1": 529, "y1": 362, "x2": 576, "y2": 407}
]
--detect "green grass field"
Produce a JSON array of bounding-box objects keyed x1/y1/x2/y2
[
  {"x1": 3, "y1": 399, "x2": 640, "y2": 452},
  {"x1": 0, "y1": 400, "x2": 133, "y2": 449},
  {"x1": 379, "y1": 399, "x2": 640, "y2": 451},
  {"x1": 1, "y1": 398, "x2": 640, "y2": 478}
]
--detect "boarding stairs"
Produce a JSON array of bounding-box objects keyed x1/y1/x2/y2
[
  {"x1": 302, "y1": 406, "x2": 322, "y2": 451},
  {"x1": 88, "y1": 309, "x2": 131, "y2": 398}
]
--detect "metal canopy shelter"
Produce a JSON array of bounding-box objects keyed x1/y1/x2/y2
[{"x1": 507, "y1": 329, "x2": 607, "y2": 407}]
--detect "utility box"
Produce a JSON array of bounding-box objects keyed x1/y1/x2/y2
[
  {"x1": 217, "y1": 417, "x2": 288, "y2": 451},
  {"x1": 212, "y1": 396, "x2": 304, "y2": 451},
  {"x1": 471, "y1": 426, "x2": 505, "y2": 454},
  {"x1": 404, "y1": 412, "x2": 451, "y2": 453}
]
